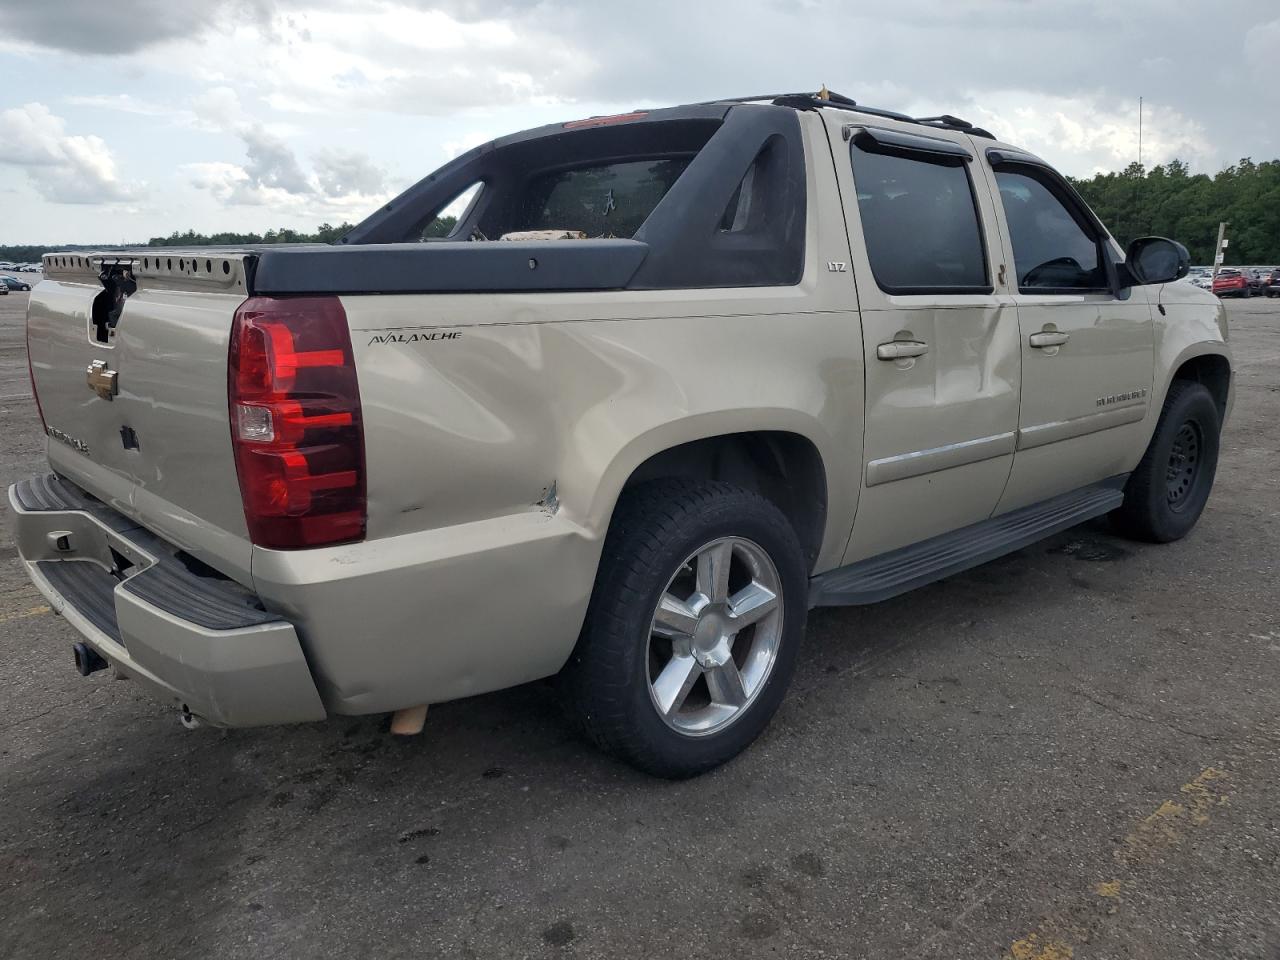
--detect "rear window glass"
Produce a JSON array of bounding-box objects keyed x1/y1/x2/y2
[{"x1": 514, "y1": 159, "x2": 690, "y2": 238}]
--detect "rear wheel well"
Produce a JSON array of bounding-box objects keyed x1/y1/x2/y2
[
  {"x1": 1171, "y1": 354, "x2": 1230, "y2": 421},
  {"x1": 621, "y1": 432, "x2": 828, "y2": 572}
]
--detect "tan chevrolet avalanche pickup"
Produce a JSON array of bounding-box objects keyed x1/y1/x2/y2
[{"x1": 11, "y1": 91, "x2": 1232, "y2": 777}]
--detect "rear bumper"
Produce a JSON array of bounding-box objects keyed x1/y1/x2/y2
[{"x1": 8, "y1": 475, "x2": 326, "y2": 727}]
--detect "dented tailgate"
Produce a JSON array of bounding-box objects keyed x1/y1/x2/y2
[{"x1": 27, "y1": 252, "x2": 256, "y2": 583}]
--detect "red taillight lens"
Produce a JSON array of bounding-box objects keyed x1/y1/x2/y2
[{"x1": 228, "y1": 296, "x2": 366, "y2": 549}]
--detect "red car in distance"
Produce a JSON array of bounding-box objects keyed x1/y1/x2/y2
[{"x1": 1212, "y1": 268, "x2": 1250, "y2": 298}]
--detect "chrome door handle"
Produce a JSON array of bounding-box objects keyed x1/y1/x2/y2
[
  {"x1": 1029, "y1": 330, "x2": 1070, "y2": 349},
  {"x1": 876, "y1": 339, "x2": 929, "y2": 360}
]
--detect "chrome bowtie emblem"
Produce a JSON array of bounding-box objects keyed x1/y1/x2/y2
[{"x1": 86, "y1": 359, "x2": 118, "y2": 401}]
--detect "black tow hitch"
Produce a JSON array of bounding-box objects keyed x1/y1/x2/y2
[{"x1": 72, "y1": 642, "x2": 109, "y2": 676}]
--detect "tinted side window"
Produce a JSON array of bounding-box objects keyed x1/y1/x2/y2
[
  {"x1": 850, "y1": 146, "x2": 989, "y2": 293},
  {"x1": 994, "y1": 169, "x2": 1108, "y2": 291}
]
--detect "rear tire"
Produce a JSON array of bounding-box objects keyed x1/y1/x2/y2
[
  {"x1": 561, "y1": 479, "x2": 807, "y2": 778},
  {"x1": 1112, "y1": 380, "x2": 1220, "y2": 543}
]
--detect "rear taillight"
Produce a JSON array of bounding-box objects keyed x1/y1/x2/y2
[{"x1": 228, "y1": 296, "x2": 366, "y2": 549}]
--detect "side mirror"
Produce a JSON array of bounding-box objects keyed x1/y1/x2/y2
[{"x1": 1123, "y1": 236, "x2": 1190, "y2": 287}]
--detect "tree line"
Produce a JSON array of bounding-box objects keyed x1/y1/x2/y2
[
  {"x1": 4, "y1": 159, "x2": 1279, "y2": 266},
  {"x1": 0, "y1": 217, "x2": 458, "y2": 263},
  {"x1": 1069, "y1": 158, "x2": 1280, "y2": 265},
  {"x1": 144, "y1": 222, "x2": 356, "y2": 247},
  {"x1": 142, "y1": 215, "x2": 459, "y2": 248}
]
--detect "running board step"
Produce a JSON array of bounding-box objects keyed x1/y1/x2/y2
[{"x1": 808, "y1": 479, "x2": 1126, "y2": 607}]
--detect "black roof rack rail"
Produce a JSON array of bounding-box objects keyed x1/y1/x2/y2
[
  {"x1": 914, "y1": 114, "x2": 996, "y2": 140},
  {"x1": 700, "y1": 90, "x2": 997, "y2": 140}
]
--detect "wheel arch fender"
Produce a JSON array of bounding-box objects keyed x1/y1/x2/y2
[
  {"x1": 559, "y1": 408, "x2": 843, "y2": 572},
  {"x1": 1155, "y1": 341, "x2": 1234, "y2": 426}
]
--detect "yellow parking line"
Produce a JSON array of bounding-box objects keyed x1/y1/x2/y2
[
  {"x1": 1117, "y1": 767, "x2": 1229, "y2": 862},
  {"x1": 0, "y1": 604, "x2": 51, "y2": 624},
  {"x1": 1010, "y1": 932, "x2": 1074, "y2": 960},
  {"x1": 1006, "y1": 767, "x2": 1232, "y2": 959}
]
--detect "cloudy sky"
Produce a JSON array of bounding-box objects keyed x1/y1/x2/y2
[{"x1": 1, "y1": 0, "x2": 1277, "y2": 243}]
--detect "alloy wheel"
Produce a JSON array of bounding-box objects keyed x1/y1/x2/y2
[{"x1": 646, "y1": 537, "x2": 783, "y2": 737}]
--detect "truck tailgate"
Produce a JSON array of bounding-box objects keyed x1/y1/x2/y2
[{"x1": 27, "y1": 253, "x2": 254, "y2": 581}]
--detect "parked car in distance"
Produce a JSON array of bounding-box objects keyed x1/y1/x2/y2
[
  {"x1": 1213, "y1": 268, "x2": 1250, "y2": 297},
  {"x1": 0, "y1": 276, "x2": 33, "y2": 292},
  {"x1": 0, "y1": 280, "x2": 8, "y2": 295},
  {"x1": 12, "y1": 90, "x2": 1232, "y2": 778},
  {"x1": 1265, "y1": 268, "x2": 1280, "y2": 297}
]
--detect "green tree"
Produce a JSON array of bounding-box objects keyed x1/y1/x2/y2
[{"x1": 1071, "y1": 158, "x2": 1280, "y2": 264}]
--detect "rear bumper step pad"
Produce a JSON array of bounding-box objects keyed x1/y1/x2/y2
[{"x1": 8, "y1": 474, "x2": 327, "y2": 727}]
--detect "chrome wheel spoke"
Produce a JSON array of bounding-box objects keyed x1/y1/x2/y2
[
  {"x1": 652, "y1": 655, "x2": 701, "y2": 716},
  {"x1": 696, "y1": 541, "x2": 733, "y2": 603},
  {"x1": 728, "y1": 580, "x2": 778, "y2": 628},
  {"x1": 653, "y1": 593, "x2": 699, "y2": 639},
  {"x1": 705, "y1": 661, "x2": 748, "y2": 708}
]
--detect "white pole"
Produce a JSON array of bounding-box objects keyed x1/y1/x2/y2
[
  {"x1": 1213, "y1": 222, "x2": 1228, "y2": 277},
  {"x1": 1138, "y1": 97, "x2": 1143, "y2": 171}
]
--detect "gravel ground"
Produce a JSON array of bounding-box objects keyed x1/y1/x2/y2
[{"x1": 1, "y1": 289, "x2": 1278, "y2": 960}]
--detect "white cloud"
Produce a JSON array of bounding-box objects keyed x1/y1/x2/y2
[
  {"x1": 313, "y1": 148, "x2": 388, "y2": 197},
  {"x1": 124, "y1": 4, "x2": 592, "y2": 117},
  {"x1": 181, "y1": 131, "x2": 393, "y2": 218},
  {"x1": 183, "y1": 161, "x2": 254, "y2": 203},
  {"x1": 0, "y1": 102, "x2": 139, "y2": 204},
  {"x1": 0, "y1": 0, "x2": 246, "y2": 55},
  {"x1": 241, "y1": 124, "x2": 313, "y2": 194},
  {"x1": 1244, "y1": 19, "x2": 1280, "y2": 87},
  {"x1": 4, "y1": 0, "x2": 1280, "y2": 240},
  {"x1": 956, "y1": 92, "x2": 1215, "y2": 175},
  {"x1": 64, "y1": 93, "x2": 174, "y2": 117},
  {"x1": 442, "y1": 131, "x2": 495, "y2": 161},
  {"x1": 192, "y1": 86, "x2": 244, "y2": 131}
]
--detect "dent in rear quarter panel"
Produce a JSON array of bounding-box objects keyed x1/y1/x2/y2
[{"x1": 285, "y1": 297, "x2": 863, "y2": 714}]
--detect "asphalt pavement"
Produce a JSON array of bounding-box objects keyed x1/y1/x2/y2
[{"x1": 1, "y1": 288, "x2": 1278, "y2": 959}]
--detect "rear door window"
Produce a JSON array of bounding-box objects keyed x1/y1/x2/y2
[{"x1": 850, "y1": 143, "x2": 990, "y2": 294}]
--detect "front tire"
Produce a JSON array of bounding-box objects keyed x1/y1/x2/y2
[
  {"x1": 562, "y1": 479, "x2": 807, "y2": 778},
  {"x1": 1112, "y1": 380, "x2": 1221, "y2": 543}
]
